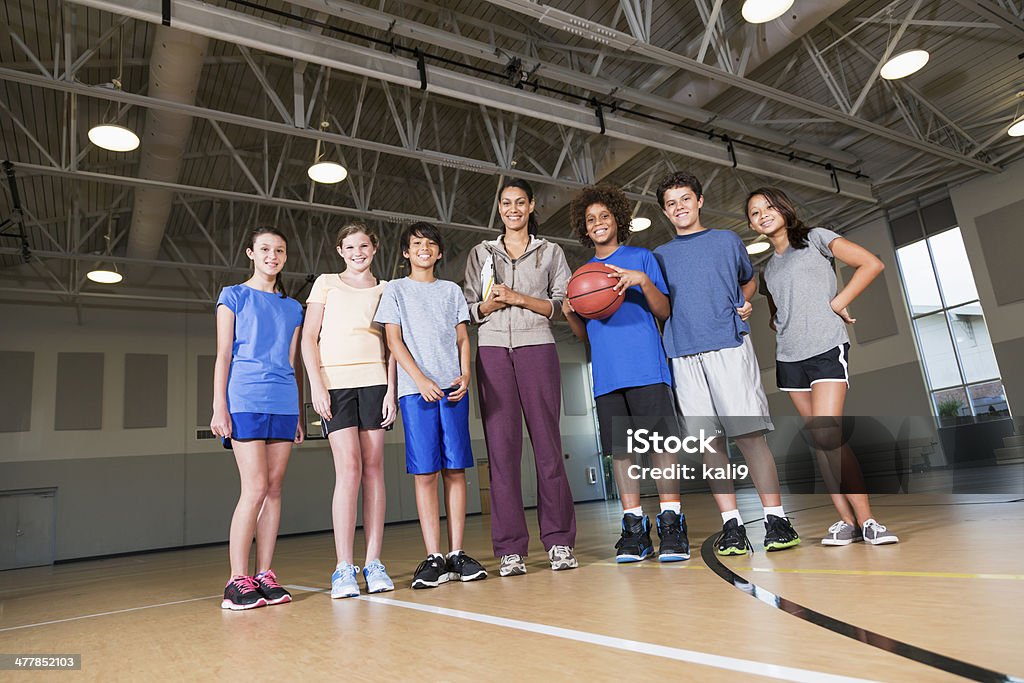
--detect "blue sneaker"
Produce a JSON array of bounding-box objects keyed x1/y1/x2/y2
[
  {"x1": 362, "y1": 560, "x2": 395, "y2": 594},
  {"x1": 331, "y1": 562, "x2": 360, "y2": 599},
  {"x1": 614, "y1": 513, "x2": 654, "y2": 562}
]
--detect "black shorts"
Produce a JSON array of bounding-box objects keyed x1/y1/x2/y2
[
  {"x1": 321, "y1": 384, "x2": 389, "y2": 435},
  {"x1": 594, "y1": 383, "x2": 680, "y2": 457},
  {"x1": 776, "y1": 343, "x2": 850, "y2": 392}
]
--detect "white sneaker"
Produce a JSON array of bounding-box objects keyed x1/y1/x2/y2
[
  {"x1": 362, "y1": 560, "x2": 395, "y2": 594},
  {"x1": 821, "y1": 520, "x2": 863, "y2": 546},
  {"x1": 548, "y1": 545, "x2": 578, "y2": 571},
  {"x1": 862, "y1": 519, "x2": 899, "y2": 545},
  {"x1": 331, "y1": 562, "x2": 361, "y2": 599},
  {"x1": 499, "y1": 554, "x2": 526, "y2": 577}
]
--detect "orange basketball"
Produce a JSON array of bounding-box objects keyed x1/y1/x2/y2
[{"x1": 567, "y1": 262, "x2": 623, "y2": 320}]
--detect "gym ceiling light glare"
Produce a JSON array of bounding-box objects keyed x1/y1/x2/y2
[
  {"x1": 741, "y1": 0, "x2": 794, "y2": 24},
  {"x1": 880, "y1": 49, "x2": 930, "y2": 80}
]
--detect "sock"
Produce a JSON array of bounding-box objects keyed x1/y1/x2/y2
[
  {"x1": 660, "y1": 501, "x2": 681, "y2": 514},
  {"x1": 721, "y1": 509, "x2": 743, "y2": 525},
  {"x1": 446, "y1": 549, "x2": 462, "y2": 558},
  {"x1": 429, "y1": 552, "x2": 445, "y2": 560},
  {"x1": 764, "y1": 505, "x2": 786, "y2": 519},
  {"x1": 623, "y1": 506, "x2": 644, "y2": 517}
]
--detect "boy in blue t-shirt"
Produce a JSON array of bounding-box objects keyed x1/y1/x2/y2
[
  {"x1": 374, "y1": 222, "x2": 488, "y2": 588},
  {"x1": 653, "y1": 171, "x2": 800, "y2": 556},
  {"x1": 563, "y1": 184, "x2": 689, "y2": 563}
]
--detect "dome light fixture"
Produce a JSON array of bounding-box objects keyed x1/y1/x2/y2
[
  {"x1": 1008, "y1": 116, "x2": 1024, "y2": 138},
  {"x1": 746, "y1": 241, "x2": 772, "y2": 255},
  {"x1": 741, "y1": 0, "x2": 794, "y2": 24},
  {"x1": 307, "y1": 159, "x2": 348, "y2": 184},
  {"x1": 86, "y1": 264, "x2": 123, "y2": 284},
  {"x1": 880, "y1": 49, "x2": 930, "y2": 80},
  {"x1": 629, "y1": 216, "x2": 652, "y2": 232},
  {"x1": 87, "y1": 123, "x2": 140, "y2": 152}
]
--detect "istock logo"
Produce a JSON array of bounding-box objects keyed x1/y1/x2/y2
[{"x1": 626, "y1": 428, "x2": 716, "y2": 454}]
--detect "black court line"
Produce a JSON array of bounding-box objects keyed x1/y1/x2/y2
[{"x1": 700, "y1": 535, "x2": 1024, "y2": 683}]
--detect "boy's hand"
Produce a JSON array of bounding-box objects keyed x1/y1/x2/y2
[
  {"x1": 562, "y1": 298, "x2": 577, "y2": 318},
  {"x1": 294, "y1": 422, "x2": 305, "y2": 444},
  {"x1": 448, "y1": 373, "x2": 470, "y2": 401},
  {"x1": 604, "y1": 264, "x2": 647, "y2": 294},
  {"x1": 736, "y1": 300, "x2": 753, "y2": 321},
  {"x1": 416, "y1": 377, "x2": 445, "y2": 402},
  {"x1": 381, "y1": 389, "x2": 398, "y2": 427}
]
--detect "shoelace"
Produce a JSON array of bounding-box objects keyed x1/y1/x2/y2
[
  {"x1": 231, "y1": 576, "x2": 260, "y2": 594},
  {"x1": 365, "y1": 562, "x2": 386, "y2": 577},
  {"x1": 257, "y1": 570, "x2": 282, "y2": 589},
  {"x1": 501, "y1": 554, "x2": 523, "y2": 566},
  {"x1": 718, "y1": 526, "x2": 747, "y2": 550},
  {"x1": 864, "y1": 520, "x2": 888, "y2": 534},
  {"x1": 827, "y1": 521, "x2": 850, "y2": 534},
  {"x1": 551, "y1": 545, "x2": 572, "y2": 560}
]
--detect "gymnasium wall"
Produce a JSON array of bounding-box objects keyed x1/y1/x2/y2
[
  {"x1": 950, "y1": 158, "x2": 1024, "y2": 415},
  {"x1": 0, "y1": 302, "x2": 604, "y2": 561}
]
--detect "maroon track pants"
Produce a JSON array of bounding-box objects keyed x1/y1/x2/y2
[{"x1": 477, "y1": 344, "x2": 577, "y2": 557}]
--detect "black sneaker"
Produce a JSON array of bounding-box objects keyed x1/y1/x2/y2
[
  {"x1": 764, "y1": 514, "x2": 801, "y2": 552},
  {"x1": 614, "y1": 513, "x2": 654, "y2": 563},
  {"x1": 221, "y1": 575, "x2": 268, "y2": 610},
  {"x1": 253, "y1": 569, "x2": 292, "y2": 605},
  {"x1": 715, "y1": 519, "x2": 752, "y2": 556},
  {"x1": 411, "y1": 554, "x2": 450, "y2": 589},
  {"x1": 446, "y1": 552, "x2": 488, "y2": 582},
  {"x1": 655, "y1": 510, "x2": 690, "y2": 562}
]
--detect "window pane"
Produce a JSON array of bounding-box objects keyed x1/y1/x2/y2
[
  {"x1": 914, "y1": 313, "x2": 961, "y2": 389},
  {"x1": 969, "y1": 381, "x2": 1009, "y2": 419},
  {"x1": 896, "y1": 240, "x2": 942, "y2": 315},
  {"x1": 928, "y1": 229, "x2": 978, "y2": 308},
  {"x1": 933, "y1": 387, "x2": 970, "y2": 418},
  {"x1": 947, "y1": 303, "x2": 1000, "y2": 383}
]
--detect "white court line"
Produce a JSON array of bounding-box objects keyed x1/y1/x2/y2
[
  {"x1": 359, "y1": 595, "x2": 883, "y2": 683},
  {"x1": 0, "y1": 595, "x2": 220, "y2": 633}
]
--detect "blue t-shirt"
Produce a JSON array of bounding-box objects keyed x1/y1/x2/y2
[
  {"x1": 373, "y1": 278, "x2": 470, "y2": 399},
  {"x1": 583, "y1": 246, "x2": 672, "y2": 397},
  {"x1": 217, "y1": 284, "x2": 304, "y2": 415},
  {"x1": 654, "y1": 229, "x2": 753, "y2": 357}
]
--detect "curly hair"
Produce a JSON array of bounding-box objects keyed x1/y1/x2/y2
[
  {"x1": 569, "y1": 184, "x2": 633, "y2": 248},
  {"x1": 746, "y1": 187, "x2": 811, "y2": 250}
]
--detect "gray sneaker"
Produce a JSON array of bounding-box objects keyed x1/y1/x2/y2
[
  {"x1": 821, "y1": 520, "x2": 863, "y2": 546},
  {"x1": 548, "y1": 545, "x2": 578, "y2": 570},
  {"x1": 863, "y1": 519, "x2": 899, "y2": 545},
  {"x1": 499, "y1": 554, "x2": 527, "y2": 577}
]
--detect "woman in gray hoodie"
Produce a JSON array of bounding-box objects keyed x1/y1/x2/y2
[{"x1": 463, "y1": 178, "x2": 578, "y2": 577}]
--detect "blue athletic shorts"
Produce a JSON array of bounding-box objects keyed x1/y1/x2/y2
[
  {"x1": 225, "y1": 412, "x2": 298, "y2": 447},
  {"x1": 398, "y1": 390, "x2": 474, "y2": 475}
]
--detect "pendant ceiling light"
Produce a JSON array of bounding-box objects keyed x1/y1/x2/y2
[
  {"x1": 746, "y1": 241, "x2": 772, "y2": 255},
  {"x1": 307, "y1": 69, "x2": 348, "y2": 184},
  {"x1": 629, "y1": 216, "x2": 651, "y2": 232},
  {"x1": 88, "y1": 26, "x2": 139, "y2": 152},
  {"x1": 741, "y1": 0, "x2": 794, "y2": 24},
  {"x1": 86, "y1": 218, "x2": 123, "y2": 284},
  {"x1": 880, "y1": 49, "x2": 930, "y2": 80}
]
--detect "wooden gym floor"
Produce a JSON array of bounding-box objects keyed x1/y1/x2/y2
[{"x1": 1, "y1": 491, "x2": 1023, "y2": 682}]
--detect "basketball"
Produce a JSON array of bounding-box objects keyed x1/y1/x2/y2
[{"x1": 567, "y1": 262, "x2": 623, "y2": 320}]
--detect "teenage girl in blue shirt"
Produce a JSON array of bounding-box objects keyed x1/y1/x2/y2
[{"x1": 211, "y1": 227, "x2": 305, "y2": 610}]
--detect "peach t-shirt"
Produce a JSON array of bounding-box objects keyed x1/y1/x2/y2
[{"x1": 306, "y1": 274, "x2": 388, "y2": 389}]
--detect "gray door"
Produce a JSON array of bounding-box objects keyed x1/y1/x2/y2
[{"x1": 0, "y1": 489, "x2": 56, "y2": 570}]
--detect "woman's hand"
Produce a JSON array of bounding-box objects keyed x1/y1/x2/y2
[
  {"x1": 491, "y1": 284, "x2": 525, "y2": 307},
  {"x1": 831, "y1": 298, "x2": 857, "y2": 324},
  {"x1": 310, "y1": 381, "x2": 332, "y2": 421}
]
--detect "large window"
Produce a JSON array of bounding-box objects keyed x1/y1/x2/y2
[{"x1": 895, "y1": 227, "x2": 1010, "y2": 420}]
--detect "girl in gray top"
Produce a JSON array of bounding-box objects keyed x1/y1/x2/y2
[
  {"x1": 463, "y1": 178, "x2": 578, "y2": 576},
  {"x1": 747, "y1": 187, "x2": 899, "y2": 547}
]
